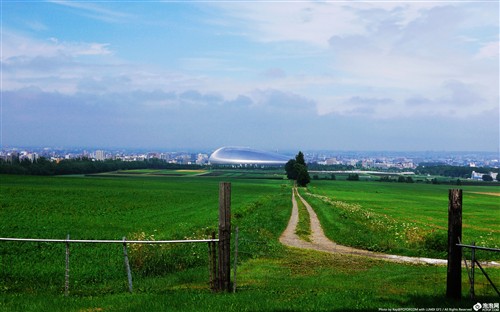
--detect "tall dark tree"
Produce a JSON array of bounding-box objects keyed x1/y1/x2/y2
[
  {"x1": 295, "y1": 151, "x2": 305, "y2": 166},
  {"x1": 285, "y1": 151, "x2": 310, "y2": 187},
  {"x1": 285, "y1": 159, "x2": 297, "y2": 180},
  {"x1": 295, "y1": 163, "x2": 311, "y2": 187}
]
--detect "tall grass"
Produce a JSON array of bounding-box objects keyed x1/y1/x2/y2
[{"x1": 303, "y1": 181, "x2": 500, "y2": 259}]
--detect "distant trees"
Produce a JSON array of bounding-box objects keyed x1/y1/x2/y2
[
  {"x1": 346, "y1": 173, "x2": 359, "y2": 181},
  {"x1": 482, "y1": 174, "x2": 493, "y2": 182},
  {"x1": 285, "y1": 151, "x2": 310, "y2": 187},
  {"x1": 397, "y1": 176, "x2": 414, "y2": 183},
  {"x1": 0, "y1": 157, "x2": 201, "y2": 176},
  {"x1": 416, "y1": 164, "x2": 499, "y2": 179},
  {"x1": 380, "y1": 175, "x2": 414, "y2": 183}
]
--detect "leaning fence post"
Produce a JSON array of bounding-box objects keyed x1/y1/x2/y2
[
  {"x1": 446, "y1": 189, "x2": 462, "y2": 299},
  {"x1": 122, "y1": 237, "x2": 133, "y2": 293},
  {"x1": 218, "y1": 182, "x2": 231, "y2": 292},
  {"x1": 65, "y1": 234, "x2": 70, "y2": 297}
]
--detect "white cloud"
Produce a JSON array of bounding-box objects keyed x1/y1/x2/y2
[
  {"x1": 1, "y1": 29, "x2": 201, "y2": 94},
  {"x1": 475, "y1": 41, "x2": 500, "y2": 59},
  {"x1": 3, "y1": 86, "x2": 497, "y2": 151},
  {"x1": 209, "y1": 1, "x2": 446, "y2": 47},
  {"x1": 47, "y1": 0, "x2": 133, "y2": 24},
  {"x1": 206, "y1": 1, "x2": 498, "y2": 120},
  {"x1": 2, "y1": 1, "x2": 498, "y2": 125},
  {"x1": 1, "y1": 29, "x2": 113, "y2": 60},
  {"x1": 210, "y1": 2, "x2": 363, "y2": 48},
  {"x1": 1, "y1": 30, "x2": 117, "y2": 93},
  {"x1": 75, "y1": 43, "x2": 113, "y2": 56},
  {"x1": 24, "y1": 20, "x2": 49, "y2": 32},
  {"x1": 327, "y1": 5, "x2": 497, "y2": 118}
]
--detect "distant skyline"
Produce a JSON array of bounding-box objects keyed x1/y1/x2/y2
[{"x1": 1, "y1": 1, "x2": 499, "y2": 152}]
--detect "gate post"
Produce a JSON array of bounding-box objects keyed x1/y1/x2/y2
[
  {"x1": 446, "y1": 189, "x2": 462, "y2": 299},
  {"x1": 218, "y1": 182, "x2": 231, "y2": 292}
]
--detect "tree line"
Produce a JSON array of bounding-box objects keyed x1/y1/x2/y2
[
  {"x1": 0, "y1": 157, "x2": 202, "y2": 176},
  {"x1": 415, "y1": 163, "x2": 499, "y2": 180}
]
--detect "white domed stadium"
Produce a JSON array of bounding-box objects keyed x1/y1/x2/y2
[{"x1": 209, "y1": 147, "x2": 289, "y2": 165}]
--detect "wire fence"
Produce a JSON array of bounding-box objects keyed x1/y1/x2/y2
[
  {"x1": 458, "y1": 241, "x2": 500, "y2": 299},
  {"x1": 0, "y1": 228, "x2": 278, "y2": 296},
  {"x1": 0, "y1": 236, "x2": 219, "y2": 295},
  {"x1": 2, "y1": 233, "x2": 498, "y2": 298}
]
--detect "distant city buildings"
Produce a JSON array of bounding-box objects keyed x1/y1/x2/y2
[
  {"x1": 317, "y1": 155, "x2": 416, "y2": 170},
  {"x1": 1, "y1": 147, "x2": 499, "y2": 172},
  {"x1": 24, "y1": 152, "x2": 39, "y2": 163},
  {"x1": 0, "y1": 151, "x2": 39, "y2": 163},
  {"x1": 95, "y1": 150, "x2": 105, "y2": 161},
  {"x1": 471, "y1": 170, "x2": 498, "y2": 181},
  {"x1": 196, "y1": 153, "x2": 209, "y2": 165}
]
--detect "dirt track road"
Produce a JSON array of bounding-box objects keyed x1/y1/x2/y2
[{"x1": 279, "y1": 188, "x2": 499, "y2": 266}]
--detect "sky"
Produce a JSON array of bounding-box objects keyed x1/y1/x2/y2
[{"x1": 1, "y1": 0, "x2": 499, "y2": 152}]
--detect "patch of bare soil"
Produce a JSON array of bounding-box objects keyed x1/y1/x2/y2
[{"x1": 468, "y1": 192, "x2": 500, "y2": 197}]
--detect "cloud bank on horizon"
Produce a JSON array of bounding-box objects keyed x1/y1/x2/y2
[{"x1": 1, "y1": 1, "x2": 498, "y2": 151}]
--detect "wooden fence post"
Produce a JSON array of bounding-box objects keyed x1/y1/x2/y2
[
  {"x1": 446, "y1": 189, "x2": 462, "y2": 299},
  {"x1": 208, "y1": 231, "x2": 217, "y2": 291},
  {"x1": 218, "y1": 182, "x2": 231, "y2": 292}
]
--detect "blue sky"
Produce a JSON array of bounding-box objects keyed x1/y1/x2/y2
[{"x1": 1, "y1": 1, "x2": 499, "y2": 152}]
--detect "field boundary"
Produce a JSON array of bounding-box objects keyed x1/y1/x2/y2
[
  {"x1": 0, "y1": 236, "x2": 220, "y2": 295},
  {"x1": 0, "y1": 237, "x2": 218, "y2": 244}
]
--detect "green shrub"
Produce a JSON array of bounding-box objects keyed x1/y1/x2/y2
[
  {"x1": 422, "y1": 231, "x2": 448, "y2": 256},
  {"x1": 128, "y1": 230, "x2": 212, "y2": 276}
]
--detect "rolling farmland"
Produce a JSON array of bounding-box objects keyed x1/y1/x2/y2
[{"x1": 0, "y1": 173, "x2": 498, "y2": 311}]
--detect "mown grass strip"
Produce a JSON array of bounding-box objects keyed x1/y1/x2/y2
[{"x1": 294, "y1": 188, "x2": 311, "y2": 242}]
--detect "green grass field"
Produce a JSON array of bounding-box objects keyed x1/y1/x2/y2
[
  {"x1": 303, "y1": 181, "x2": 499, "y2": 259},
  {"x1": 0, "y1": 174, "x2": 498, "y2": 311}
]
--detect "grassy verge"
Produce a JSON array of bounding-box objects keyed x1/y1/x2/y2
[
  {"x1": 294, "y1": 188, "x2": 311, "y2": 242},
  {"x1": 304, "y1": 180, "x2": 500, "y2": 260}
]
